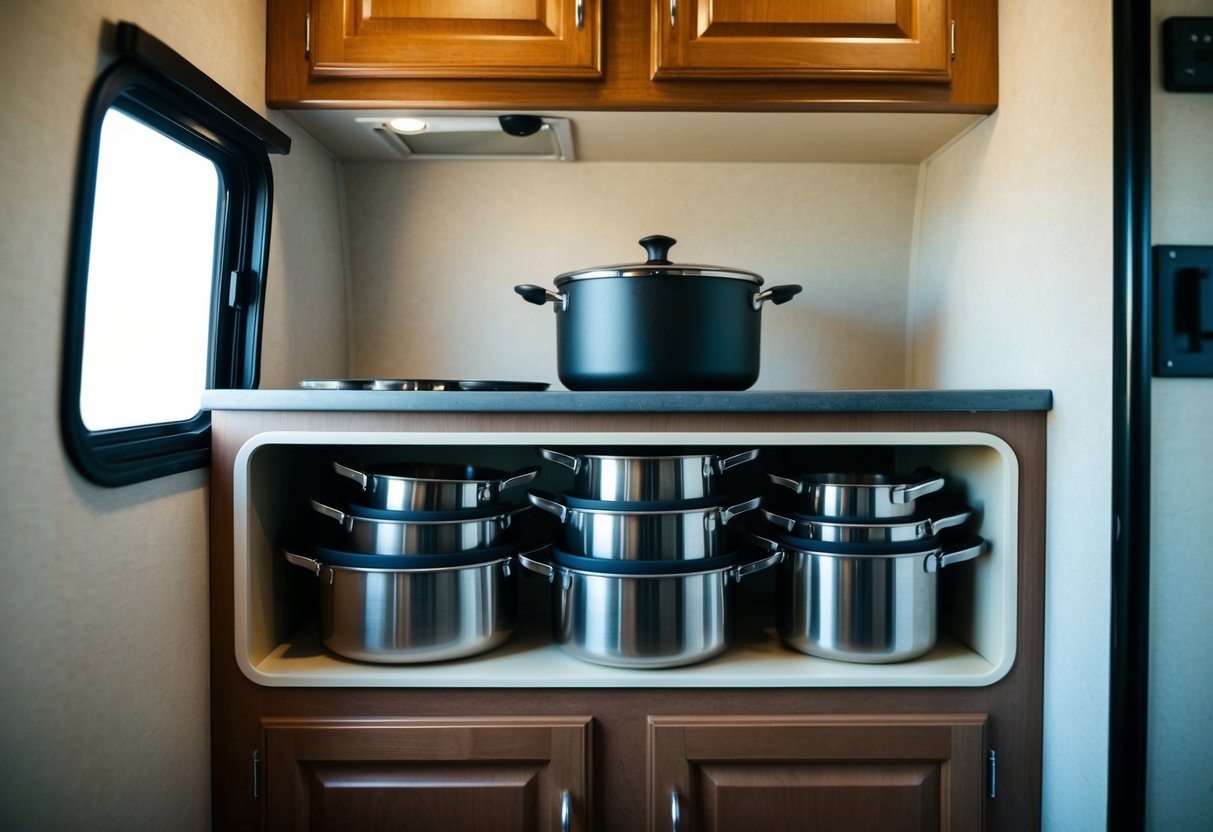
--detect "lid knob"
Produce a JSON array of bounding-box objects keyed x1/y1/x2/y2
[{"x1": 639, "y1": 235, "x2": 676, "y2": 265}]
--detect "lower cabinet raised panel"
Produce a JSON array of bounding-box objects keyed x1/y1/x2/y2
[
  {"x1": 648, "y1": 714, "x2": 988, "y2": 832},
  {"x1": 261, "y1": 716, "x2": 592, "y2": 832}
]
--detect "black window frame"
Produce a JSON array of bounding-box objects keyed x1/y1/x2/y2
[{"x1": 62, "y1": 22, "x2": 290, "y2": 487}]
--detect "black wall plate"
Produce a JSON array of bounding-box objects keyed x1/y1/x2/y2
[
  {"x1": 1163, "y1": 17, "x2": 1213, "y2": 92},
  {"x1": 1154, "y1": 245, "x2": 1213, "y2": 376}
]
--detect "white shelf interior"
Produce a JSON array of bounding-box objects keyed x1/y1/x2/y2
[{"x1": 233, "y1": 430, "x2": 1019, "y2": 688}]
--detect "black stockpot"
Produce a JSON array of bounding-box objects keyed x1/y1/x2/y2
[{"x1": 515, "y1": 235, "x2": 802, "y2": 391}]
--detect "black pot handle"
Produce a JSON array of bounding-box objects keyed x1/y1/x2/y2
[
  {"x1": 515, "y1": 284, "x2": 562, "y2": 305},
  {"x1": 753, "y1": 284, "x2": 803, "y2": 309},
  {"x1": 639, "y1": 235, "x2": 676, "y2": 265}
]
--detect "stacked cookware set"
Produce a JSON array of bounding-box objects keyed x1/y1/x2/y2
[
  {"x1": 751, "y1": 470, "x2": 988, "y2": 663},
  {"x1": 518, "y1": 448, "x2": 780, "y2": 669},
  {"x1": 282, "y1": 460, "x2": 539, "y2": 663},
  {"x1": 281, "y1": 453, "x2": 987, "y2": 669}
]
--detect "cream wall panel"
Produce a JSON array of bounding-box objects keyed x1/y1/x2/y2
[
  {"x1": 0, "y1": 2, "x2": 345, "y2": 829},
  {"x1": 341, "y1": 161, "x2": 919, "y2": 390},
  {"x1": 909, "y1": 0, "x2": 1113, "y2": 827},
  {"x1": 1147, "y1": 1, "x2": 1213, "y2": 827}
]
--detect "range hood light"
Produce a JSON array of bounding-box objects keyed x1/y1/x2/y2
[{"x1": 387, "y1": 117, "x2": 429, "y2": 135}]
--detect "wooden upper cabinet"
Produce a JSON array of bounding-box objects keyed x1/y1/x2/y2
[
  {"x1": 266, "y1": 0, "x2": 996, "y2": 111},
  {"x1": 652, "y1": 0, "x2": 952, "y2": 81},
  {"x1": 308, "y1": 0, "x2": 601, "y2": 79}
]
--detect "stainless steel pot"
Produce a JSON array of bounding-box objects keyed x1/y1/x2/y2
[
  {"x1": 765, "y1": 471, "x2": 945, "y2": 519},
  {"x1": 518, "y1": 549, "x2": 782, "y2": 668},
  {"x1": 759, "y1": 507, "x2": 970, "y2": 543},
  {"x1": 310, "y1": 498, "x2": 525, "y2": 554},
  {"x1": 754, "y1": 533, "x2": 986, "y2": 664},
  {"x1": 283, "y1": 544, "x2": 518, "y2": 663},
  {"x1": 526, "y1": 491, "x2": 760, "y2": 560},
  {"x1": 515, "y1": 235, "x2": 802, "y2": 391},
  {"x1": 333, "y1": 460, "x2": 539, "y2": 512},
  {"x1": 538, "y1": 447, "x2": 759, "y2": 501}
]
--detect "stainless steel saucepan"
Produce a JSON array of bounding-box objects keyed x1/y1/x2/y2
[
  {"x1": 759, "y1": 507, "x2": 971, "y2": 543},
  {"x1": 518, "y1": 548, "x2": 782, "y2": 668},
  {"x1": 310, "y1": 498, "x2": 526, "y2": 554},
  {"x1": 333, "y1": 460, "x2": 539, "y2": 512},
  {"x1": 538, "y1": 447, "x2": 760, "y2": 502},
  {"x1": 526, "y1": 491, "x2": 761, "y2": 560},
  {"x1": 765, "y1": 471, "x2": 945, "y2": 519},
  {"x1": 751, "y1": 532, "x2": 987, "y2": 664},
  {"x1": 283, "y1": 542, "x2": 520, "y2": 663}
]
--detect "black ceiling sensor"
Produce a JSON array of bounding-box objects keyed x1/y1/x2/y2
[
  {"x1": 498, "y1": 114, "x2": 545, "y2": 137},
  {"x1": 1163, "y1": 17, "x2": 1213, "y2": 91}
]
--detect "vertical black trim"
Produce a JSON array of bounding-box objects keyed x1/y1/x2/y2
[{"x1": 1109, "y1": 0, "x2": 1152, "y2": 828}]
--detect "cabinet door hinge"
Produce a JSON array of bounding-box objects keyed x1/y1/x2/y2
[
  {"x1": 252, "y1": 749, "x2": 261, "y2": 800},
  {"x1": 950, "y1": 19, "x2": 957, "y2": 60},
  {"x1": 304, "y1": 12, "x2": 311, "y2": 61},
  {"x1": 988, "y1": 748, "x2": 997, "y2": 799}
]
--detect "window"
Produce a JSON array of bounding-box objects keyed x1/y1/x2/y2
[{"x1": 62, "y1": 22, "x2": 290, "y2": 486}]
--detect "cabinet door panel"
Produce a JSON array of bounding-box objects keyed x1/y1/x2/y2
[
  {"x1": 652, "y1": 0, "x2": 951, "y2": 81},
  {"x1": 310, "y1": 0, "x2": 601, "y2": 79},
  {"x1": 264, "y1": 716, "x2": 591, "y2": 832},
  {"x1": 649, "y1": 714, "x2": 986, "y2": 832}
]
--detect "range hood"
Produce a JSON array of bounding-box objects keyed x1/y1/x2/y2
[
  {"x1": 355, "y1": 114, "x2": 574, "y2": 161},
  {"x1": 287, "y1": 109, "x2": 987, "y2": 164}
]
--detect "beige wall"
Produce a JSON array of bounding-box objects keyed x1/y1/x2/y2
[
  {"x1": 1147, "y1": 1, "x2": 1213, "y2": 827},
  {"x1": 910, "y1": 0, "x2": 1113, "y2": 827},
  {"x1": 0, "y1": 2, "x2": 345, "y2": 828},
  {"x1": 341, "y1": 161, "x2": 919, "y2": 389}
]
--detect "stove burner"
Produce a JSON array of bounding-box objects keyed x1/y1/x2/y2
[{"x1": 300, "y1": 379, "x2": 550, "y2": 392}]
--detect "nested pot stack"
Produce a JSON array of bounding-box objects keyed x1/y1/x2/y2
[
  {"x1": 282, "y1": 460, "x2": 539, "y2": 663},
  {"x1": 756, "y1": 469, "x2": 988, "y2": 664},
  {"x1": 521, "y1": 447, "x2": 779, "y2": 668}
]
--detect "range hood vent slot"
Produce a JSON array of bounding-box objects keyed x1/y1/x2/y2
[{"x1": 356, "y1": 115, "x2": 574, "y2": 161}]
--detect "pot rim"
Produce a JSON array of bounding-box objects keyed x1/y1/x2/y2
[{"x1": 553, "y1": 266, "x2": 764, "y2": 285}]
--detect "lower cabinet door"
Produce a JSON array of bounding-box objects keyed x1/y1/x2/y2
[
  {"x1": 262, "y1": 716, "x2": 591, "y2": 832},
  {"x1": 648, "y1": 713, "x2": 988, "y2": 832}
]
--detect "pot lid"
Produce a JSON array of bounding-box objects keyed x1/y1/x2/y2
[{"x1": 553, "y1": 235, "x2": 764, "y2": 286}]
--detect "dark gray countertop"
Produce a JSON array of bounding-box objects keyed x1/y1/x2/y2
[{"x1": 203, "y1": 388, "x2": 1053, "y2": 413}]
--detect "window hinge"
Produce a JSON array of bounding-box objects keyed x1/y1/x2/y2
[
  {"x1": 252, "y1": 749, "x2": 261, "y2": 800},
  {"x1": 950, "y1": 19, "x2": 956, "y2": 60},
  {"x1": 228, "y1": 269, "x2": 255, "y2": 308},
  {"x1": 988, "y1": 748, "x2": 997, "y2": 799},
  {"x1": 304, "y1": 12, "x2": 311, "y2": 62}
]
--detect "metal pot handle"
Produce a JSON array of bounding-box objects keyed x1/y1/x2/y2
[
  {"x1": 925, "y1": 536, "x2": 987, "y2": 573},
  {"x1": 331, "y1": 460, "x2": 370, "y2": 490},
  {"x1": 766, "y1": 473, "x2": 805, "y2": 495},
  {"x1": 758, "y1": 508, "x2": 798, "y2": 533},
  {"x1": 526, "y1": 491, "x2": 569, "y2": 523},
  {"x1": 284, "y1": 550, "x2": 322, "y2": 576},
  {"x1": 309, "y1": 497, "x2": 353, "y2": 531},
  {"x1": 752, "y1": 284, "x2": 803, "y2": 310},
  {"x1": 715, "y1": 448, "x2": 760, "y2": 473},
  {"x1": 731, "y1": 550, "x2": 784, "y2": 583},
  {"x1": 498, "y1": 466, "x2": 541, "y2": 492},
  {"x1": 923, "y1": 509, "x2": 971, "y2": 536},
  {"x1": 516, "y1": 550, "x2": 555, "y2": 581},
  {"x1": 515, "y1": 284, "x2": 569, "y2": 311},
  {"x1": 719, "y1": 496, "x2": 762, "y2": 524},
  {"x1": 893, "y1": 475, "x2": 945, "y2": 504},
  {"x1": 538, "y1": 448, "x2": 582, "y2": 473}
]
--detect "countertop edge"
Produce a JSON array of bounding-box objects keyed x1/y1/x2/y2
[{"x1": 203, "y1": 389, "x2": 1054, "y2": 413}]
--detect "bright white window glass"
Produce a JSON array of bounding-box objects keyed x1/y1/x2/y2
[{"x1": 79, "y1": 108, "x2": 220, "y2": 431}]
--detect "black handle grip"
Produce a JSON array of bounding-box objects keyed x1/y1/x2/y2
[
  {"x1": 514, "y1": 284, "x2": 552, "y2": 305},
  {"x1": 766, "y1": 284, "x2": 803, "y2": 305},
  {"x1": 639, "y1": 235, "x2": 676, "y2": 265}
]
